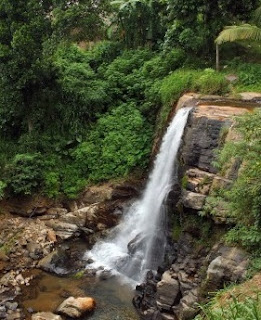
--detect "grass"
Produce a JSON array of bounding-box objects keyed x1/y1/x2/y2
[{"x1": 196, "y1": 273, "x2": 261, "y2": 320}]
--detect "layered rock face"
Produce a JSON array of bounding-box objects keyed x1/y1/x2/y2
[
  {"x1": 181, "y1": 99, "x2": 251, "y2": 220},
  {"x1": 134, "y1": 94, "x2": 261, "y2": 320}
]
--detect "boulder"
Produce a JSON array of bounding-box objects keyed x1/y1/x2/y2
[
  {"x1": 32, "y1": 312, "x2": 62, "y2": 320},
  {"x1": 182, "y1": 191, "x2": 206, "y2": 210},
  {"x1": 59, "y1": 212, "x2": 86, "y2": 227},
  {"x1": 175, "y1": 288, "x2": 199, "y2": 320},
  {"x1": 57, "y1": 296, "x2": 96, "y2": 318},
  {"x1": 44, "y1": 221, "x2": 79, "y2": 240},
  {"x1": 156, "y1": 271, "x2": 180, "y2": 310},
  {"x1": 37, "y1": 250, "x2": 67, "y2": 275},
  {"x1": 82, "y1": 185, "x2": 113, "y2": 204},
  {"x1": 206, "y1": 246, "x2": 249, "y2": 291}
]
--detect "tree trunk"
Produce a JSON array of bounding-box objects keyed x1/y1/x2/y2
[
  {"x1": 216, "y1": 43, "x2": 220, "y2": 71},
  {"x1": 27, "y1": 118, "x2": 33, "y2": 133}
]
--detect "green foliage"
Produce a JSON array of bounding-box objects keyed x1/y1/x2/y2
[
  {"x1": 0, "y1": 181, "x2": 6, "y2": 200},
  {"x1": 215, "y1": 110, "x2": 261, "y2": 252},
  {"x1": 158, "y1": 69, "x2": 229, "y2": 129},
  {"x1": 194, "y1": 69, "x2": 229, "y2": 95},
  {"x1": 165, "y1": 0, "x2": 258, "y2": 55},
  {"x1": 234, "y1": 63, "x2": 261, "y2": 92},
  {"x1": 142, "y1": 49, "x2": 186, "y2": 79},
  {"x1": 7, "y1": 153, "x2": 44, "y2": 195},
  {"x1": 196, "y1": 294, "x2": 261, "y2": 320},
  {"x1": 73, "y1": 103, "x2": 153, "y2": 182},
  {"x1": 54, "y1": 44, "x2": 110, "y2": 127},
  {"x1": 110, "y1": 0, "x2": 166, "y2": 48},
  {"x1": 248, "y1": 256, "x2": 261, "y2": 277}
]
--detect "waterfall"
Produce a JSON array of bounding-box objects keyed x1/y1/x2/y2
[{"x1": 85, "y1": 107, "x2": 192, "y2": 284}]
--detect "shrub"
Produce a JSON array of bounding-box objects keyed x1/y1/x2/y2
[
  {"x1": 7, "y1": 153, "x2": 44, "y2": 195},
  {"x1": 194, "y1": 69, "x2": 229, "y2": 95},
  {"x1": 142, "y1": 49, "x2": 186, "y2": 79},
  {"x1": 73, "y1": 103, "x2": 153, "y2": 182}
]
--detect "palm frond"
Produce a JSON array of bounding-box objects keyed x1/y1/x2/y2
[{"x1": 215, "y1": 24, "x2": 261, "y2": 44}]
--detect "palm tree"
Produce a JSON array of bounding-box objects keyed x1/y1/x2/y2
[
  {"x1": 215, "y1": 6, "x2": 261, "y2": 70},
  {"x1": 216, "y1": 24, "x2": 261, "y2": 44}
]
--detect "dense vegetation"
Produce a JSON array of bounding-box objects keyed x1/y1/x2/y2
[{"x1": 0, "y1": 0, "x2": 260, "y2": 200}]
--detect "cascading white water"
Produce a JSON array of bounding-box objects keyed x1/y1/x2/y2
[{"x1": 85, "y1": 107, "x2": 192, "y2": 284}]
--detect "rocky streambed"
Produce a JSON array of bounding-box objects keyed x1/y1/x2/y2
[{"x1": 0, "y1": 181, "x2": 143, "y2": 320}]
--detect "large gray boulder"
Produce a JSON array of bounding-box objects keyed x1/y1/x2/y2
[
  {"x1": 206, "y1": 246, "x2": 249, "y2": 290},
  {"x1": 156, "y1": 271, "x2": 180, "y2": 311}
]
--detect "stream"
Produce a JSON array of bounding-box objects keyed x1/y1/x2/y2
[{"x1": 19, "y1": 269, "x2": 139, "y2": 320}]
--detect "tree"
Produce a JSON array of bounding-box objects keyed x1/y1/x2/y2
[
  {"x1": 215, "y1": 5, "x2": 261, "y2": 70},
  {"x1": 0, "y1": 0, "x2": 110, "y2": 136},
  {"x1": 110, "y1": 0, "x2": 166, "y2": 48},
  {"x1": 164, "y1": 0, "x2": 259, "y2": 54},
  {"x1": 216, "y1": 5, "x2": 261, "y2": 44}
]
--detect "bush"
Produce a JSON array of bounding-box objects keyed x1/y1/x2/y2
[
  {"x1": 7, "y1": 153, "x2": 44, "y2": 195},
  {"x1": 73, "y1": 103, "x2": 153, "y2": 182},
  {"x1": 142, "y1": 49, "x2": 186, "y2": 79},
  {"x1": 194, "y1": 69, "x2": 229, "y2": 95}
]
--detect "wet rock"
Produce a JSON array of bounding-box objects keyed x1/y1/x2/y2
[
  {"x1": 127, "y1": 234, "x2": 147, "y2": 255},
  {"x1": 38, "y1": 250, "x2": 66, "y2": 275},
  {"x1": 57, "y1": 296, "x2": 96, "y2": 318},
  {"x1": 32, "y1": 312, "x2": 62, "y2": 320},
  {"x1": 156, "y1": 271, "x2": 180, "y2": 310},
  {"x1": 181, "y1": 115, "x2": 225, "y2": 173},
  {"x1": 99, "y1": 270, "x2": 113, "y2": 280},
  {"x1": 79, "y1": 227, "x2": 94, "y2": 236}
]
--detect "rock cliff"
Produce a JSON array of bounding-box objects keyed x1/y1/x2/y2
[{"x1": 133, "y1": 93, "x2": 261, "y2": 320}]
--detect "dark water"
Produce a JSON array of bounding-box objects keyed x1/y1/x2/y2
[{"x1": 19, "y1": 270, "x2": 139, "y2": 320}]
